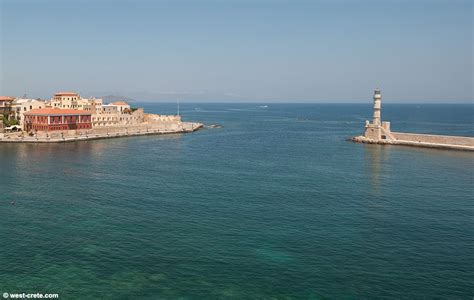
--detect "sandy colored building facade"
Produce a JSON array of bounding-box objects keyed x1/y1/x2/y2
[
  {"x1": 110, "y1": 101, "x2": 131, "y2": 113},
  {"x1": 50, "y1": 92, "x2": 81, "y2": 109},
  {"x1": 92, "y1": 105, "x2": 144, "y2": 127},
  {"x1": 46, "y1": 92, "x2": 144, "y2": 127},
  {"x1": 2, "y1": 91, "x2": 184, "y2": 135}
]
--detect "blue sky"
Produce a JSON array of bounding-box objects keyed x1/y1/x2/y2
[{"x1": 0, "y1": 0, "x2": 472, "y2": 102}]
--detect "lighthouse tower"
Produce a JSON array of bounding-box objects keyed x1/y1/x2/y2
[
  {"x1": 363, "y1": 88, "x2": 391, "y2": 141},
  {"x1": 372, "y1": 88, "x2": 381, "y2": 126}
]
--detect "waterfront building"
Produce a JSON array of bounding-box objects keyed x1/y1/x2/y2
[
  {"x1": 11, "y1": 98, "x2": 46, "y2": 129},
  {"x1": 92, "y1": 108, "x2": 145, "y2": 127},
  {"x1": 0, "y1": 96, "x2": 15, "y2": 116},
  {"x1": 120, "y1": 108, "x2": 144, "y2": 125},
  {"x1": 110, "y1": 101, "x2": 131, "y2": 113},
  {"x1": 91, "y1": 101, "x2": 144, "y2": 127},
  {"x1": 31, "y1": 92, "x2": 174, "y2": 129},
  {"x1": 24, "y1": 108, "x2": 92, "y2": 131},
  {"x1": 45, "y1": 93, "x2": 141, "y2": 127},
  {"x1": 76, "y1": 97, "x2": 103, "y2": 112},
  {"x1": 100, "y1": 104, "x2": 119, "y2": 114},
  {"x1": 92, "y1": 104, "x2": 119, "y2": 126},
  {"x1": 50, "y1": 92, "x2": 81, "y2": 109},
  {"x1": 48, "y1": 92, "x2": 105, "y2": 112}
]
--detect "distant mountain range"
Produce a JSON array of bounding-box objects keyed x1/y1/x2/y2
[
  {"x1": 82, "y1": 90, "x2": 248, "y2": 102},
  {"x1": 99, "y1": 95, "x2": 137, "y2": 103}
]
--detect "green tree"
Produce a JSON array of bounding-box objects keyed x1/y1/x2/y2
[{"x1": 2, "y1": 115, "x2": 19, "y2": 127}]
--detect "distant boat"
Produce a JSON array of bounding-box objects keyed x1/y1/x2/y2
[{"x1": 258, "y1": 105, "x2": 268, "y2": 108}]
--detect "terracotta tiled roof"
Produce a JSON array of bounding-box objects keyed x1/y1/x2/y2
[
  {"x1": 111, "y1": 101, "x2": 129, "y2": 106},
  {"x1": 54, "y1": 92, "x2": 79, "y2": 96},
  {"x1": 0, "y1": 96, "x2": 15, "y2": 101},
  {"x1": 24, "y1": 108, "x2": 91, "y2": 116}
]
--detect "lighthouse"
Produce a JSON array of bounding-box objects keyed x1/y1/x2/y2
[
  {"x1": 353, "y1": 89, "x2": 474, "y2": 150},
  {"x1": 363, "y1": 88, "x2": 392, "y2": 141},
  {"x1": 372, "y1": 88, "x2": 381, "y2": 126}
]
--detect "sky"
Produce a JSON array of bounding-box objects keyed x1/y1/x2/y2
[{"x1": 0, "y1": 0, "x2": 472, "y2": 103}]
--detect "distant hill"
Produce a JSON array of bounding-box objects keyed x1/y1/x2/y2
[{"x1": 99, "y1": 95, "x2": 137, "y2": 103}]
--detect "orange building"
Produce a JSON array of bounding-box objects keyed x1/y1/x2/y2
[{"x1": 24, "y1": 108, "x2": 92, "y2": 131}]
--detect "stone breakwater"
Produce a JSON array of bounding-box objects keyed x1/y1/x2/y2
[
  {"x1": 0, "y1": 122, "x2": 203, "y2": 143},
  {"x1": 352, "y1": 133, "x2": 474, "y2": 151},
  {"x1": 354, "y1": 89, "x2": 474, "y2": 152}
]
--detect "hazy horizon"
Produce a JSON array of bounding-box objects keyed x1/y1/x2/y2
[{"x1": 1, "y1": 0, "x2": 472, "y2": 103}]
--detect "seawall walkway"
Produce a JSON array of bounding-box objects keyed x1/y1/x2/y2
[
  {"x1": 0, "y1": 122, "x2": 203, "y2": 143},
  {"x1": 352, "y1": 132, "x2": 474, "y2": 152}
]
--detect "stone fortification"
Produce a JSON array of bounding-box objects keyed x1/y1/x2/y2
[{"x1": 0, "y1": 122, "x2": 203, "y2": 143}]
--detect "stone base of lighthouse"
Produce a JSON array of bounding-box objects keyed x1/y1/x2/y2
[{"x1": 363, "y1": 121, "x2": 392, "y2": 141}]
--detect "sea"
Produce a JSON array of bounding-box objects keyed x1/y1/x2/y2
[{"x1": 0, "y1": 103, "x2": 473, "y2": 299}]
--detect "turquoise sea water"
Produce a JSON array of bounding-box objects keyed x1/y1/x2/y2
[{"x1": 0, "y1": 104, "x2": 473, "y2": 299}]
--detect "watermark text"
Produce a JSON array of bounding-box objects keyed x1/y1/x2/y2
[{"x1": 3, "y1": 292, "x2": 58, "y2": 299}]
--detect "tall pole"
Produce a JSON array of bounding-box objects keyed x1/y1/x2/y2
[{"x1": 177, "y1": 99, "x2": 180, "y2": 116}]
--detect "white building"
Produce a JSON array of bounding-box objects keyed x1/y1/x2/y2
[
  {"x1": 110, "y1": 101, "x2": 131, "y2": 113},
  {"x1": 91, "y1": 102, "x2": 144, "y2": 127},
  {"x1": 11, "y1": 98, "x2": 46, "y2": 129},
  {"x1": 77, "y1": 97, "x2": 102, "y2": 112}
]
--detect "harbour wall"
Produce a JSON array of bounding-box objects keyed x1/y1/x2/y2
[
  {"x1": 391, "y1": 132, "x2": 474, "y2": 147},
  {"x1": 354, "y1": 89, "x2": 474, "y2": 152},
  {"x1": 352, "y1": 132, "x2": 474, "y2": 151},
  {"x1": 0, "y1": 122, "x2": 203, "y2": 143}
]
